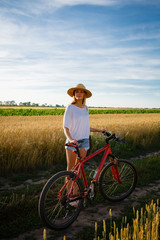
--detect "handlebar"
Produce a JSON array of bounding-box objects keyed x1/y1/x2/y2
[
  {"x1": 103, "y1": 131, "x2": 124, "y2": 143},
  {"x1": 65, "y1": 132, "x2": 124, "y2": 158},
  {"x1": 65, "y1": 132, "x2": 124, "y2": 149}
]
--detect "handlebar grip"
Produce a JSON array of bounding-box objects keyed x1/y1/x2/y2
[
  {"x1": 65, "y1": 139, "x2": 83, "y2": 148},
  {"x1": 65, "y1": 143, "x2": 78, "y2": 147},
  {"x1": 103, "y1": 131, "x2": 112, "y2": 137}
]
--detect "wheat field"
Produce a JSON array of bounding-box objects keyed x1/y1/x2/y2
[{"x1": 0, "y1": 114, "x2": 160, "y2": 176}]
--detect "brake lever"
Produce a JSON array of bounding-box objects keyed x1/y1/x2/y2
[{"x1": 114, "y1": 136, "x2": 125, "y2": 143}]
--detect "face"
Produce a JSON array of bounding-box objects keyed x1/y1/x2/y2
[{"x1": 74, "y1": 89, "x2": 85, "y2": 101}]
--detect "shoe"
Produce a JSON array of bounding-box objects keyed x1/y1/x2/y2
[{"x1": 69, "y1": 200, "x2": 79, "y2": 207}]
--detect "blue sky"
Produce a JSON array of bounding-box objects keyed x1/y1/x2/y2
[{"x1": 0, "y1": 0, "x2": 160, "y2": 108}]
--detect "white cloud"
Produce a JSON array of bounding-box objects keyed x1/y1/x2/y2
[
  {"x1": 23, "y1": 0, "x2": 160, "y2": 13},
  {"x1": 2, "y1": 0, "x2": 160, "y2": 17},
  {"x1": 0, "y1": 0, "x2": 160, "y2": 107}
]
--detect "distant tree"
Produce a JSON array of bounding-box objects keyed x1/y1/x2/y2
[
  {"x1": 41, "y1": 103, "x2": 49, "y2": 107},
  {"x1": 10, "y1": 100, "x2": 17, "y2": 106},
  {"x1": 3, "y1": 100, "x2": 17, "y2": 106},
  {"x1": 56, "y1": 104, "x2": 65, "y2": 107},
  {"x1": 31, "y1": 103, "x2": 39, "y2": 107},
  {"x1": 19, "y1": 102, "x2": 31, "y2": 106},
  {"x1": 0, "y1": 100, "x2": 55, "y2": 107},
  {"x1": 4, "y1": 101, "x2": 8, "y2": 105}
]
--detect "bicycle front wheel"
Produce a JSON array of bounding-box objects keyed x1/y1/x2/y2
[
  {"x1": 99, "y1": 159, "x2": 137, "y2": 202},
  {"x1": 38, "y1": 171, "x2": 84, "y2": 230}
]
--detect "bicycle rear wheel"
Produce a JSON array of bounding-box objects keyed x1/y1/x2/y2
[
  {"x1": 99, "y1": 159, "x2": 137, "y2": 202},
  {"x1": 38, "y1": 171, "x2": 84, "y2": 230}
]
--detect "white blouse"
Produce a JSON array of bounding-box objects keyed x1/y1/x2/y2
[{"x1": 63, "y1": 104, "x2": 90, "y2": 140}]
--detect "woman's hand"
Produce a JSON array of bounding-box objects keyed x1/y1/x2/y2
[
  {"x1": 70, "y1": 139, "x2": 78, "y2": 145},
  {"x1": 99, "y1": 128, "x2": 106, "y2": 133}
]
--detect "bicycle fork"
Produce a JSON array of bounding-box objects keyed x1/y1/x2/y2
[{"x1": 110, "y1": 156, "x2": 122, "y2": 183}]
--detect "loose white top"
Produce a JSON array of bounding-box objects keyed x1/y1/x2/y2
[{"x1": 63, "y1": 104, "x2": 90, "y2": 140}]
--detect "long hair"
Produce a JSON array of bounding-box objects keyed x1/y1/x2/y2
[{"x1": 71, "y1": 90, "x2": 86, "y2": 105}]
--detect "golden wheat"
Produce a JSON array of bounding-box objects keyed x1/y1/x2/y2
[
  {"x1": 0, "y1": 114, "x2": 160, "y2": 176},
  {"x1": 90, "y1": 113, "x2": 160, "y2": 136},
  {"x1": 94, "y1": 200, "x2": 159, "y2": 240},
  {"x1": 0, "y1": 116, "x2": 65, "y2": 175}
]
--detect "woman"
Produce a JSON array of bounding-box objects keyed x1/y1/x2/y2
[{"x1": 63, "y1": 83, "x2": 106, "y2": 171}]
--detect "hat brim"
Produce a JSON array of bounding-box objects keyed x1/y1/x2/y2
[{"x1": 67, "y1": 87, "x2": 92, "y2": 98}]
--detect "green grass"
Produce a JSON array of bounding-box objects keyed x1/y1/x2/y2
[
  {"x1": 0, "y1": 185, "x2": 42, "y2": 238},
  {"x1": 134, "y1": 155, "x2": 160, "y2": 186},
  {"x1": 0, "y1": 164, "x2": 65, "y2": 239},
  {"x1": 1, "y1": 163, "x2": 65, "y2": 188},
  {"x1": 0, "y1": 107, "x2": 160, "y2": 116}
]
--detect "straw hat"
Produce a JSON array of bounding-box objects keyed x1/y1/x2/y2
[{"x1": 67, "y1": 83, "x2": 92, "y2": 98}]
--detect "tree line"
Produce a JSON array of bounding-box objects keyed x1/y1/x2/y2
[{"x1": 0, "y1": 100, "x2": 64, "y2": 108}]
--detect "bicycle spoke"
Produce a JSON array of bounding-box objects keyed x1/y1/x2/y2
[
  {"x1": 99, "y1": 160, "x2": 137, "y2": 201},
  {"x1": 46, "y1": 200, "x2": 61, "y2": 220},
  {"x1": 63, "y1": 210, "x2": 69, "y2": 219},
  {"x1": 47, "y1": 205, "x2": 60, "y2": 222},
  {"x1": 53, "y1": 204, "x2": 64, "y2": 222},
  {"x1": 118, "y1": 164, "x2": 134, "y2": 183}
]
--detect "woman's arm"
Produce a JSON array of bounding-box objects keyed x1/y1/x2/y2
[
  {"x1": 64, "y1": 127, "x2": 78, "y2": 144},
  {"x1": 90, "y1": 127, "x2": 106, "y2": 133}
]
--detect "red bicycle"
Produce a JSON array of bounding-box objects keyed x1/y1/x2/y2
[{"x1": 39, "y1": 131, "x2": 137, "y2": 230}]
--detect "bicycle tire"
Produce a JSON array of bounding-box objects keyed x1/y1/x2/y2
[
  {"x1": 38, "y1": 171, "x2": 84, "y2": 230},
  {"x1": 99, "y1": 159, "x2": 137, "y2": 202}
]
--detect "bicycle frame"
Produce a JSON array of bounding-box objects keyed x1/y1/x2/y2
[
  {"x1": 66, "y1": 142, "x2": 115, "y2": 199},
  {"x1": 39, "y1": 131, "x2": 137, "y2": 231}
]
